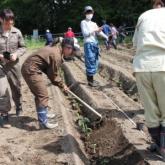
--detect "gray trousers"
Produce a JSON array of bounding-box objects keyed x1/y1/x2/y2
[
  {"x1": 4, "y1": 61, "x2": 22, "y2": 109},
  {"x1": 0, "y1": 67, "x2": 11, "y2": 113},
  {"x1": 136, "y1": 72, "x2": 165, "y2": 128}
]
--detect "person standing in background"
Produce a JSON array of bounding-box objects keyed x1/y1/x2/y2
[
  {"x1": 45, "y1": 29, "x2": 53, "y2": 46},
  {"x1": 80, "y1": 6, "x2": 108, "y2": 87},
  {"x1": 0, "y1": 9, "x2": 26, "y2": 118},
  {"x1": 110, "y1": 23, "x2": 118, "y2": 49},
  {"x1": 102, "y1": 20, "x2": 111, "y2": 50},
  {"x1": 118, "y1": 24, "x2": 126, "y2": 44},
  {"x1": 64, "y1": 27, "x2": 75, "y2": 38}
]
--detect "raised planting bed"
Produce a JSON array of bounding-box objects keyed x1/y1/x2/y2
[{"x1": 62, "y1": 60, "x2": 164, "y2": 165}]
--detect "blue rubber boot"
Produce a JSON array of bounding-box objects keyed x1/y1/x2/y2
[{"x1": 37, "y1": 107, "x2": 58, "y2": 129}]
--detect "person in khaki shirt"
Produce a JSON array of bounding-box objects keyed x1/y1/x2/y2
[
  {"x1": 0, "y1": 9, "x2": 26, "y2": 127},
  {"x1": 133, "y1": 0, "x2": 165, "y2": 160},
  {"x1": 21, "y1": 38, "x2": 73, "y2": 129}
]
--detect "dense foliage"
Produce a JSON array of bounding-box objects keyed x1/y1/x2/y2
[{"x1": 0, "y1": 0, "x2": 152, "y2": 34}]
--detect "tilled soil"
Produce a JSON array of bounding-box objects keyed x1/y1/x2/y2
[
  {"x1": 1, "y1": 46, "x2": 164, "y2": 165},
  {"x1": 0, "y1": 79, "x2": 61, "y2": 165},
  {"x1": 63, "y1": 46, "x2": 164, "y2": 165},
  {"x1": 0, "y1": 51, "x2": 88, "y2": 165},
  {"x1": 88, "y1": 120, "x2": 146, "y2": 165},
  {"x1": 100, "y1": 45, "x2": 134, "y2": 74},
  {"x1": 72, "y1": 59, "x2": 142, "y2": 118}
]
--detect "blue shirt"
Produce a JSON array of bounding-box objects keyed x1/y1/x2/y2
[
  {"x1": 45, "y1": 32, "x2": 53, "y2": 45},
  {"x1": 102, "y1": 24, "x2": 111, "y2": 36}
]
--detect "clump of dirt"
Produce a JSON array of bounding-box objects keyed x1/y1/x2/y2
[
  {"x1": 84, "y1": 119, "x2": 147, "y2": 165},
  {"x1": 86, "y1": 119, "x2": 128, "y2": 156}
]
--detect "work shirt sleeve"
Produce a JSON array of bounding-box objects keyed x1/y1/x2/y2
[
  {"x1": 13, "y1": 30, "x2": 26, "y2": 58},
  {"x1": 133, "y1": 29, "x2": 138, "y2": 48},
  {"x1": 47, "y1": 55, "x2": 64, "y2": 88},
  {"x1": 133, "y1": 15, "x2": 143, "y2": 48},
  {"x1": 95, "y1": 23, "x2": 108, "y2": 40}
]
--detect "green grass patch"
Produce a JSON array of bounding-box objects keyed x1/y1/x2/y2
[
  {"x1": 124, "y1": 35, "x2": 133, "y2": 44},
  {"x1": 25, "y1": 38, "x2": 45, "y2": 49}
]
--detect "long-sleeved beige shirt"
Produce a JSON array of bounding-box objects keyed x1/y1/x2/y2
[{"x1": 133, "y1": 8, "x2": 165, "y2": 72}]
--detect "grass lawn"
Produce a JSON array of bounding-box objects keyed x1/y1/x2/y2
[{"x1": 25, "y1": 38, "x2": 45, "y2": 49}]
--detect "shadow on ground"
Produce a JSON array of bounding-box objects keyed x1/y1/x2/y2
[
  {"x1": 9, "y1": 114, "x2": 39, "y2": 131},
  {"x1": 43, "y1": 134, "x2": 89, "y2": 164}
]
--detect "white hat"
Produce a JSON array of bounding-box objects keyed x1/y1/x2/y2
[
  {"x1": 59, "y1": 37, "x2": 63, "y2": 43},
  {"x1": 84, "y1": 6, "x2": 93, "y2": 13}
]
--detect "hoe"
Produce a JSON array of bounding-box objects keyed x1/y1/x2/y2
[{"x1": 67, "y1": 89, "x2": 103, "y2": 121}]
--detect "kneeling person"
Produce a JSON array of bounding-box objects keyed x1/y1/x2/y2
[{"x1": 21, "y1": 38, "x2": 73, "y2": 129}]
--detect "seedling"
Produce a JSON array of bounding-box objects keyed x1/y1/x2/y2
[
  {"x1": 90, "y1": 143, "x2": 97, "y2": 153},
  {"x1": 77, "y1": 115, "x2": 92, "y2": 137},
  {"x1": 100, "y1": 159, "x2": 110, "y2": 165}
]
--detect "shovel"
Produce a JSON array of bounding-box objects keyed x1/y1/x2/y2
[{"x1": 67, "y1": 89, "x2": 103, "y2": 121}]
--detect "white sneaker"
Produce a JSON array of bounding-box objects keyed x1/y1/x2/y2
[
  {"x1": 47, "y1": 113, "x2": 55, "y2": 119},
  {"x1": 40, "y1": 122, "x2": 58, "y2": 129}
]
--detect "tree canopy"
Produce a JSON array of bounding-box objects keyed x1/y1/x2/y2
[{"x1": 0, "y1": 0, "x2": 152, "y2": 34}]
